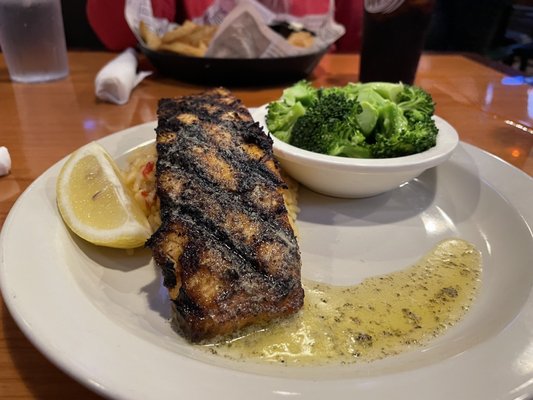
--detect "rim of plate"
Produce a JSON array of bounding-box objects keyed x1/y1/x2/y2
[{"x1": 1, "y1": 120, "x2": 533, "y2": 400}]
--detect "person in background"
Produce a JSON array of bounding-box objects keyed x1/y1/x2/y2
[
  {"x1": 334, "y1": 0, "x2": 363, "y2": 52},
  {"x1": 63, "y1": 0, "x2": 362, "y2": 53}
]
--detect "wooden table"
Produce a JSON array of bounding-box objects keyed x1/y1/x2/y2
[{"x1": 0, "y1": 52, "x2": 532, "y2": 399}]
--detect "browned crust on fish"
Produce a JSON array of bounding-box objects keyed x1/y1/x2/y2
[{"x1": 147, "y1": 88, "x2": 303, "y2": 342}]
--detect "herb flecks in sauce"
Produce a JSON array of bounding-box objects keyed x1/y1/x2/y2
[{"x1": 206, "y1": 239, "x2": 481, "y2": 365}]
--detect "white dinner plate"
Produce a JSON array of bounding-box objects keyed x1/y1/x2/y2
[{"x1": 1, "y1": 120, "x2": 533, "y2": 400}]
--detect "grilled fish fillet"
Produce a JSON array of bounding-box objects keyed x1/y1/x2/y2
[{"x1": 147, "y1": 88, "x2": 304, "y2": 342}]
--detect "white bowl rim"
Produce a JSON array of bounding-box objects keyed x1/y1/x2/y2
[{"x1": 250, "y1": 105, "x2": 459, "y2": 173}]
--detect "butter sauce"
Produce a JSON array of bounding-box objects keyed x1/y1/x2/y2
[{"x1": 206, "y1": 239, "x2": 481, "y2": 365}]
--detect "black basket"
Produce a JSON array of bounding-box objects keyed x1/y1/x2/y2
[{"x1": 139, "y1": 43, "x2": 328, "y2": 86}]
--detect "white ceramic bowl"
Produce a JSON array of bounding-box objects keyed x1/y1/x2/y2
[{"x1": 250, "y1": 105, "x2": 459, "y2": 198}]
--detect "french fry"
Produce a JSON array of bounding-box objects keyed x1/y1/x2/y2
[
  {"x1": 140, "y1": 20, "x2": 217, "y2": 57},
  {"x1": 181, "y1": 25, "x2": 217, "y2": 47},
  {"x1": 159, "y1": 41, "x2": 208, "y2": 57},
  {"x1": 139, "y1": 20, "x2": 162, "y2": 50},
  {"x1": 287, "y1": 31, "x2": 314, "y2": 48},
  {"x1": 161, "y1": 20, "x2": 199, "y2": 44}
]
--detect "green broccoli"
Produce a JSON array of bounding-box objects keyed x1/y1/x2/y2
[
  {"x1": 373, "y1": 118, "x2": 438, "y2": 158},
  {"x1": 396, "y1": 84, "x2": 435, "y2": 121},
  {"x1": 265, "y1": 80, "x2": 438, "y2": 159},
  {"x1": 266, "y1": 80, "x2": 317, "y2": 142},
  {"x1": 280, "y1": 79, "x2": 317, "y2": 108},
  {"x1": 347, "y1": 82, "x2": 437, "y2": 158},
  {"x1": 289, "y1": 92, "x2": 372, "y2": 158},
  {"x1": 368, "y1": 84, "x2": 437, "y2": 158}
]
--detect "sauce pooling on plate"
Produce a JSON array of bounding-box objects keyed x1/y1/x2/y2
[{"x1": 206, "y1": 239, "x2": 481, "y2": 365}]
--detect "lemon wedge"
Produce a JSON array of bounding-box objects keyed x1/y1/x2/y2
[{"x1": 56, "y1": 142, "x2": 152, "y2": 249}]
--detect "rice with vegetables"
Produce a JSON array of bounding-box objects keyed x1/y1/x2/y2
[
  {"x1": 123, "y1": 143, "x2": 299, "y2": 233},
  {"x1": 124, "y1": 144, "x2": 161, "y2": 231}
]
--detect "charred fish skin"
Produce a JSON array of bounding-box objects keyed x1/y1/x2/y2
[{"x1": 147, "y1": 88, "x2": 304, "y2": 342}]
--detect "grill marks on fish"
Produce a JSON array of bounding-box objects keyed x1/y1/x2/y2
[{"x1": 148, "y1": 88, "x2": 303, "y2": 342}]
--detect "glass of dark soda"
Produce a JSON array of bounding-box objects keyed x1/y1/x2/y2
[{"x1": 359, "y1": 0, "x2": 435, "y2": 84}]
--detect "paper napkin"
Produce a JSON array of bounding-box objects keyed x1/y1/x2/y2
[
  {"x1": 95, "y1": 48, "x2": 151, "y2": 105},
  {"x1": 0, "y1": 146, "x2": 11, "y2": 177}
]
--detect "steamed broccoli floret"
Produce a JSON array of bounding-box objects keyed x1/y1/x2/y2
[
  {"x1": 280, "y1": 79, "x2": 317, "y2": 107},
  {"x1": 369, "y1": 84, "x2": 437, "y2": 158},
  {"x1": 265, "y1": 101, "x2": 306, "y2": 142},
  {"x1": 353, "y1": 85, "x2": 390, "y2": 136},
  {"x1": 359, "y1": 82, "x2": 405, "y2": 102},
  {"x1": 266, "y1": 80, "x2": 317, "y2": 142},
  {"x1": 378, "y1": 100, "x2": 409, "y2": 136},
  {"x1": 342, "y1": 82, "x2": 437, "y2": 158},
  {"x1": 396, "y1": 84, "x2": 435, "y2": 121},
  {"x1": 356, "y1": 100, "x2": 379, "y2": 136},
  {"x1": 266, "y1": 80, "x2": 438, "y2": 159},
  {"x1": 290, "y1": 92, "x2": 372, "y2": 158},
  {"x1": 372, "y1": 118, "x2": 438, "y2": 158}
]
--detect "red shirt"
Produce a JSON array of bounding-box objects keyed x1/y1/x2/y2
[
  {"x1": 87, "y1": 0, "x2": 362, "y2": 52},
  {"x1": 87, "y1": 0, "x2": 176, "y2": 51}
]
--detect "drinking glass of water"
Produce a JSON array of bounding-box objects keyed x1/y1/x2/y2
[{"x1": 0, "y1": 0, "x2": 69, "y2": 83}]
